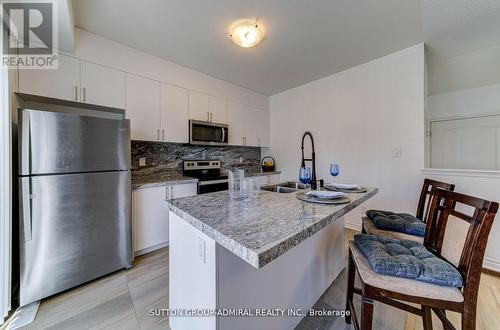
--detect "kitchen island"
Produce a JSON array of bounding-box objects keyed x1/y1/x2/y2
[{"x1": 167, "y1": 187, "x2": 377, "y2": 330}]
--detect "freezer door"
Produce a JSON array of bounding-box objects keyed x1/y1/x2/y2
[
  {"x1": 19, "y1": 109, "x2": 130, "y2": 175},
  {"x1": 19, "y1": 171, "x2": 132, "y2": 306}
]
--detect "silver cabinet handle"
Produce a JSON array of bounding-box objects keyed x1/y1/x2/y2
[
  {"x1": 162, "y1": 129, "x2": 165, "y2": 141},
  {"x1": 156, "y1": 129, "x2": 160, "y2": 140},
  {"x1": 165, "y1": 186, "x2": 169, "y2": 201},
  {"x1": 258, "y1": 138, "x2": 261, "y2": 146},
  {"x1": 207, "y1": 112, "x2": 210, "y2": 122},
  {"x1": 242, "y1": 137, "x2": 245, "y2": 146},
  {"x1": 73, "y1": 86, "x2": 78, "y2": 101},
  {"x1": 21, "y1": 178, "x2": 32, "y2": 241},
  {"x1": 210, "y1": 112, "x2": 213, "y2": 122},
  {"x1": 82, "y1": 87, "x2": 86, "y2": 102},
  {"x1": 170, "y1": 186, "x2": 174, "y2": 199}
]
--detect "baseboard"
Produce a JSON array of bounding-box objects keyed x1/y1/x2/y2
[
  {"x1": 344, "y1": 219, "x2": 362, "y2": 232},
  {"x1": 483, "y1": 257, "x2": 500, "y2": 277},
  {"x1": 134, "y1": 241, "x2": 169, "y2": 257}
]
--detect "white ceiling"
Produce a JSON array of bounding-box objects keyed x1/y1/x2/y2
[{"x1": 72, "y1": 0, "x2": 500, "y2": 96}]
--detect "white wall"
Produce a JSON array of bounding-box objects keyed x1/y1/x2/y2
[
  {"x1": 270, "y1": 42, "x2": 500, "y2": 271},
  {"x1": 427, "y1": 82, "x2": 500, "y2": 120},
  {"x1": 269, "y1": 43, "x2": 425, "y2": 230},
  {"x1": 69, "y1": 28, "x2": 269, "y2": 110}
]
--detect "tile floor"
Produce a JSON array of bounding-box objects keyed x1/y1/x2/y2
[{"x1": 2, "y1": 229, "x2": 499, "y2": 329}]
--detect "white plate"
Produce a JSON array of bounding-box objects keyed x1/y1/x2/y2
[
  {"x1": 331, "y1": 183, "x2": 361, "y2": 190},
  {"x1": 306, "y1": 190, "x2": 345, "y2": 199}
]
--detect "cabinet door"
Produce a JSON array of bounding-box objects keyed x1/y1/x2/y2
[
  {"x1": 19, "y1": 52, "x2": 79, "y2": 101},
  {"x1": 245, "y1": 106, "x2": 270, "y2": 147},
  {"x1": 168, "y1": 183, "x2": 198, "y2": 199},
  {"x1": 126, "y1": 74, "x2": 161, "y2": 141},
  {"x1": 227, "y1": 101, "x2": 245, "y2": 146},
  {"x1": 209, "y1": 96, "x2": 227, "y2": 124},
  {"x1": 259, "y1": 174, "x2": 280, "y2": 186},
  {"x1": 189, "y1": 90, "x2": 210, "y2": 122},
  {"x1": 80, "y1": 61, "x2": 126, "y2": 108},
  {"x1": 132, "y1": 186, "x2": 170, "y2": 255},
  {"x1": 161, "y1": 83, "x2": 189, "y2": 143}
]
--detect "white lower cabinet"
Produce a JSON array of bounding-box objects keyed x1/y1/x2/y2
[
  {"x1": 259, "y1": 174, "x2": 280, "y2": 186},
  {"x1": 133, "y1": 182, "x2": 197, "y2": 256}
]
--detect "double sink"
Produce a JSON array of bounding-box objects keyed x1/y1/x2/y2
[{"x1": 260, "y1": 181, "x2": 310, "y2": 193}]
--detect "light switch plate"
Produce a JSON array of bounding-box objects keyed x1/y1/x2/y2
[
  {"x1": 139, "y1": 157, "x2": 146, "y2": 166},
  {"x1": 198, "y1": 238, "x2": 206, "y2": 264},
  {"x1": 392, "y1": 147, "x2": 402, "y2": 158}
]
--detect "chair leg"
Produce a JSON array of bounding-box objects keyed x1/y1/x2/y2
[
  {"x1": 361, "y1": 297, "x2": 374, "y2": 330},
  {"x1": 422, "y1": 306, "x2": 433, "y2": 330},
  {"x1": 345, "y1": 249, "x2": 355, "y2": 324},
  {"x1": 462, "y1": 305, "x2": 477, "y2": 330}
]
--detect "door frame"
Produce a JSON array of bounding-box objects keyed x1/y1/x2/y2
[{"x1": 0, "y1": 66, "x2": 12, "y2": 325}]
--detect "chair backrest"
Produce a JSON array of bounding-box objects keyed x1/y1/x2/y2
[
  {"x1": 416, "y1": 179, "x2": 455, "y2": 221},
  {"x1": 424, "y1": 188, "x2": 498, "y2": 299}
]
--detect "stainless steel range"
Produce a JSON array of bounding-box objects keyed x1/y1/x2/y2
[{"x1": 183, "y1": 160, "x2": 228, "y2": 194}]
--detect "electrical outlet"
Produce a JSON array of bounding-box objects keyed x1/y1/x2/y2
[
  {"x1": 392, "y1": 147, "x2": 402, "y2": 158},
  {"x1": 139, "y1": 157, "x2": 146, "y2": 166},
  {"x1": 239, "y1": 157, "x2": 244, "y2": 164},
  {"x1": 198, "y1": 238, "x2": 206, "y2": 264}
]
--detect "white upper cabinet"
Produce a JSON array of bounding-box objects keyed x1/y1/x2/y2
[
  {"x1": 189, "y1": 90, "x2": 210, "y2": 122},
  {"x1": 209, "y1": 96, "x2": 228, "y2": 124},
  {"x1": 19, "y1": 54, "x2": 126, "y2": 109},
  {"x1": 244, "y1": 106, "x2": 270, "y2": 147},
  {"x1": 126, "y1": 74, "x2": 162, "y2": 141},
  {"x1": 80, "y1": 61, "x2": 126, "y2": 109},
  {"x1": 161, "y1": 83, "x2": 189, "y2": 143},
  {"x1": 227, "y1": 101, "x2": 245, "y2": 146},
  {"x1": 19, "y1": 52, "x2": 80, "y2": 101}
]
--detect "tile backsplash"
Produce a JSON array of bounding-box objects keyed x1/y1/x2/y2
[{"x1": 131, "y1": 141, "x2": 262, "y2": 174}]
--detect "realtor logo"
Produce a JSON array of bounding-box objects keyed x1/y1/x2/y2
[{"x1": 1, "y1": 1, "x2": 58, "y2": 68}]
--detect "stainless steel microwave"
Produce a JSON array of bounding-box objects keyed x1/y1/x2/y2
[{"x1": 189, "y1": 120, "x2": 229, "y2": 146}]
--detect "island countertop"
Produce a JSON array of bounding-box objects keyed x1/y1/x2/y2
[{"x1": 167, "y1": 187, "x2": 378, "y2": 269}]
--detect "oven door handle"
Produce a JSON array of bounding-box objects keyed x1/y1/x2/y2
[
  {"x1": 199, "y1": 179, "x2": 228, "y2": 186},
  {"x1": 221, "y1": 127, "x2": 225, "y2": 143}
]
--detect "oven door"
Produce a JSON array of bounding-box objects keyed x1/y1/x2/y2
[
  {"x1": 198, "y1": 179, "x2": 228, "y2": 194},
  {"x1": 189, "y1": 120, "x2": 228, "y2": 146}
]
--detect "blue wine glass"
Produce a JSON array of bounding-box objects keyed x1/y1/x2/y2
[
  {"x1": 330, "y1": 163, "x2": 340, "y2": 183},
  {"x1": 299, "y1": 167, "x2": 312, "y2": 185}
]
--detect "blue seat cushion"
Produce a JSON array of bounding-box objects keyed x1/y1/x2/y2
[
  {"x1": 366, "y1": 209, "x2": 425, "y2": 237},
  {"x1": 354, "y1": 234, "x2": 463, "y2": 287}
]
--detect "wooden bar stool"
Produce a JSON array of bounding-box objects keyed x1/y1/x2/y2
[
  {"x1": 346, "y1": 188, "x2": 498, "y2": 330},
  {"x1": 362, "y1": 179, "x2": 455, "y2": 242}
]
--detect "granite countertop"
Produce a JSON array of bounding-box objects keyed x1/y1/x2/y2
[
  {"x1": 132, "y1": 169, "x2": 281, "y2": 190},
  {"x1": 132, "y1": 170, "x2": 198, "y2": 190},
  {"x1": 168, "y1": 187, "x2": 378, "y2": 269}
]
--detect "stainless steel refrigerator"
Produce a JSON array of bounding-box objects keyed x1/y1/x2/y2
[{"x1": 18, "y1": 100, "x2": 132, "y2": 306}]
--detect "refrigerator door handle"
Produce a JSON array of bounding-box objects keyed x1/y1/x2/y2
[{"x1": 21, "y1": 178, "x2": 32, "y2": 241}]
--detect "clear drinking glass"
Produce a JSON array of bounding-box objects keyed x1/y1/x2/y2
[
  {"x1": 249, "y1": 177, "x2": 261, "y2": 199},
  {"x1": 228, "y1": 169, "x2": 245, "y2": 199},
  {"x1": 241, "y1": 178, "x2": 252, "y2": 200}
]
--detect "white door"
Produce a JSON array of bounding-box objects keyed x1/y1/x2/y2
[
  {"x1": 126, "y1": 74, "x2": 162, "y2": 141},
  {"x1": 189, "y1": 90, "x2": 210, "y2": 122},
  {"x1": 19, "y1": 52, "x2": 80, "y2": 101},
  {"x1": 80, "y1": 61, "x2": 126, "y2": 108},
  {"x1": 227, "y1": 101, "x2": 245, "y2": 146},
  {"x1": 430, "y1": 115, "x2": 500, "y2": 170},
  {"x1": 133, "y1": 186, "x2": 170, "y2": 255},
  {"x1": 161, "y1": 83, "x2": 189, "y2": 143},
  {"x1": 209, "y1": 96, "x2": 228, "y2": 124}
]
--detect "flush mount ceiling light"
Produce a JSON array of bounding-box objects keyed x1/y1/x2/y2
[{"x1": 228, "y1": 20, "x2": 265, "y2": 48}]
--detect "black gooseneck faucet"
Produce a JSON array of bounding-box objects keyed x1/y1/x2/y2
[{"x1": 301, "y1": 131, "x2": 318, "y2": 190}]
